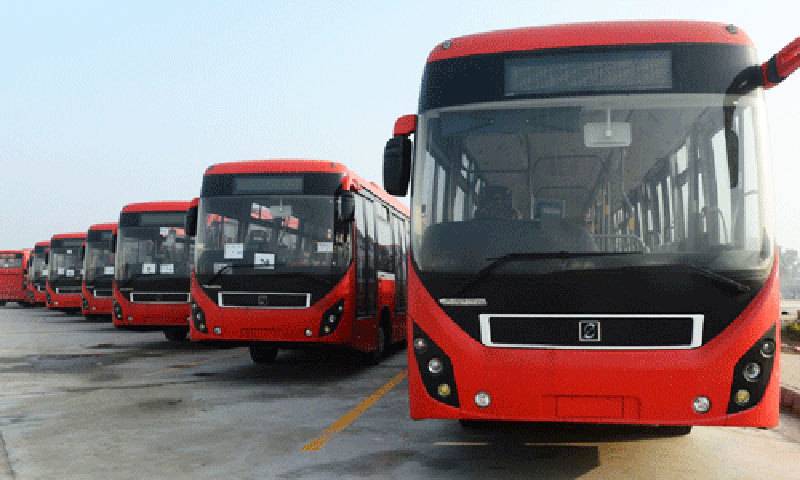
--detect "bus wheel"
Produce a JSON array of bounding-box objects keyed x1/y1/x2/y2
[
  {"x1": 249, "y1": 344, "x2": 279, "y2": 364},
  {"x1": 364, "y1": 319, "x2": 390, "y2": 366},
  {"x1": 0, "y1": 301, "x2": 6, "y2": 307},
  {"x1": 658, "y1": 426, "x2": 692, "y2": 436},
  {"x1": 164, "y1": 327, "x2": 188, "y2": 342}
]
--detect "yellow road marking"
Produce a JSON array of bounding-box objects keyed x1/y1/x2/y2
[{"x1": 302, "y1": 370, "x2": 407, "y2": 452}]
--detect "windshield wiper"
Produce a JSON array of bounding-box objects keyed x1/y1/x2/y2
[
  {"x1": 202, "y1": 265, "x2": 334, "y2": 288},
  {"x1": 455, "y1": 251, "x2": 642, "y2": 296},
  {"x1": 611, "y1": 263, "x2": 751, "y2": 295}
]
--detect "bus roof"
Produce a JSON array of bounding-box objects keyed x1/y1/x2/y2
[
  {"x1": 427, "y1": 20, "x2": 753, "y2": 63},
  {"x1": 34, "y1": 241, "x2": 50, "y2": 248},
  {"x1": 121, "y1": 201, "x2": 192, "y2": 213},
  {"x1": 204, "y1": 159, "x2": 409, "y2": 217},
  {"x1": 51, "y1": 232, "x2": 87, "y2": 240},
  {"x1": 88, "y1": 222, "x2": 118, "y2": 233},
  {"x1": 0, "y1": 250, "x2": 24, "y2": 255}
]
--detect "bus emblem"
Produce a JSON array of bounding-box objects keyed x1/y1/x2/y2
[
  {"x1": 579, "y1": 320, "x2": 601, "y2": 342},
  {"x1": 257, "y1": 295, "x2": 269, "y2": 306}
]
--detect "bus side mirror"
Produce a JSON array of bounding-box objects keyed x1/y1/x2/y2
[
  {"x1": 383, "y1": 114, "x2": 416, "y2": 196},
  {"x1": 81, "y1": 245, "x2": 86, "y2": 260},
  {"x1": 185, "y1": 206, "x2": 198, "y2": 237},
  {"x1": 762, "y1": 36, "x2": 800, "y2": 88},
  {"x1": 336, "y1": 192, "x2": 355, "y2": 223}
]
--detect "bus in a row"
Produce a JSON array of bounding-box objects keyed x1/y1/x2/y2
[
  {"x1": 0, "y1": 249, "x2": 31, "y2": 307},
  {"x1": 381, "y1": 21, "x2": 798, "y2": 431}
]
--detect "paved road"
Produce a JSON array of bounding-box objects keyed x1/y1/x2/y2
[{"x1": 1, "y1": 305, "x2": 800, "y2": 479}]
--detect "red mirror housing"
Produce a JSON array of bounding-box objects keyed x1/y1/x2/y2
[
  {"x1": 762, "y1": 37, "x2": 800, "y2": 89},
  {"x1": 393, "y1": 114, "x2": 417, "y2": 137}
]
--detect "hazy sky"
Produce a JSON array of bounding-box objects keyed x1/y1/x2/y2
[{"x1": 1, "y1": 1, "x2": 798, "y2": 248}]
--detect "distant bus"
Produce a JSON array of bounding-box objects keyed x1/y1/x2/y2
[
  {"x1": 46, "y1": 233, "x2": 87, "y2": 311},
  {"x1": 113, "y1": 201, "x2": 193, "y2": 341},
  {"x1": 81, "y1": 223, "x2": 118, "y2": 319},
  {"x1": 26, "y1": 241, "x2": 50, "y2": 306},
  {"x1": 0, "y1": 249, "x2": 30, "y2": 307},
  {"x1": 185, "y1": 160, "x2": 410, "y2": 364},
  {"x1": 382, "y1": 21, "x2": 799, "y2": 429}
]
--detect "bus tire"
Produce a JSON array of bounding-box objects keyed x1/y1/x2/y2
[
  {"x1": 164, "y1": 327, "x2": 188, "y2": 342},
  {"x1": 364, "y1": 315, "x2": 391, "y2": 365},
  {"x1": 0, "y1": 301, "x2": 6, "y2": 307},
  {"x1": 249, "y1": 344, "x2": 279, "y2": 364},
  {"x1": 659, "y1": 426, "x2": 692, "y2": 436}
]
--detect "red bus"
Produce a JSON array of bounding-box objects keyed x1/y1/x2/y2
[
  {"x1": 382, "y1": 21, "x2": 799, "y2": 430},
  {"x1": 0, "y1": 249, "x2": 30, "y2": 306},
  {"x1": 46, "y1": 232, "x2": 88, "y2": 311},
  {"x1": 81, "y1": 223, "x2": 118, "y2": 319},
  {"x1": 112, "y1": 201, "x2": 193, "y2": 341},
  {"x1": 26, "y1": 241, "x2": 50, "y2": 306},
  {"x1": 185, "y1": 160, "x2": 410, "y2": 364}
]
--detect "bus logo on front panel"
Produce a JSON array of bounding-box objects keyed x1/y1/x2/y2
[{"x1": 579, "y1": 320, "x2": 601, "y2": 342}]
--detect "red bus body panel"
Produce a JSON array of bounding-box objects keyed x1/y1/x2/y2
[
  {"x1": 426, "y1": 21, "x2": 753, "y2": 63},
  {"x1": 0, "y1": 250, "x2": 28, "y2": 303},
  {"x1": 407, "y1": 263, "x2": 779, "y2": 427}
]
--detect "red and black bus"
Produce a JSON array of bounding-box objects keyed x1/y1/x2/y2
[
  {"x1": 0, "y1": 249, "x2": 30, "y2": 307},
  {"x1": 382, "y1": 21, "x2": 799, "y2": 430},
  {"x1": 112, "y1": 201, "x2": 193, "y2": 341},
  {"x1": 46, "y1": 232, "x2": 87, "y2": 311},
  {"x1": 26, "y1": 241, "x2": 50, "y2": 306},
  {"x1": 81, "y1": 223, "x2": 118, "y2": 319},
  {"x1": 185, "y1": 160, "x2": 410, "y2": 364}
]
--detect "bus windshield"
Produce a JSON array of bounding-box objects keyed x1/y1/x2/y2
[
  {"x1": 0, "y1": 253, "x2": 23, "y2": 269},
  {"x1": 84, "y1": 240, "x2": 115, "y2": 284},
  {"x1": 195, "y1": 195, "x2": 351, "y2": 278},
  {"x1": 117, "y1": 214, "x2": 191, "y2": 283},
  {"x1": 49, "y1": 247, "x2": 83, "y2": 282},
  {"x1": 412, "y1": 92, "x2": 772, "y2": 275},
  {"x1": 29, "y1": 251, "x2": 48, "y2": 282}
]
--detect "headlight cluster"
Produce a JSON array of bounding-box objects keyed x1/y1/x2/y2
[
  {"x1": 192, "y1": 303, "x2": 207, "y2": 333},
  {"x1": 113, "y1": 301, "x2": 123, "y2": 320},
  {"x1": 319, "y1": 300, "x2": 345, "y2": 336},
  {"x1": 727, "y1": 325, "x2": 776, "y2": 413},
  {"x1": 81, "y1": 296, "x2": 89, "y2": 310},
  {"x1": 412, "y1": 324, "x2": 459, "y2": 408}
]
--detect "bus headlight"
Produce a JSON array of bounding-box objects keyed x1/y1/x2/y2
[
  {"x1": 412, "y1": 324, "x2": 459, "y2": 408},
  {"x1": 113, "y1": 301, "x2": 123, "y2": 320},
  {"x1": 319, "y1": 300, "x2": 344, "y2": 337},
  {"x1": 191, "y1": 303, "x2": 207, "y2": 333},
  {"x1": 727, "y1": 325, "x2": 775, "y2": 414}
]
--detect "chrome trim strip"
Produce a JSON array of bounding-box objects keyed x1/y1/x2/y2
[{"x1": 479, "y1": 313, "x2": 704, "y2": 350}]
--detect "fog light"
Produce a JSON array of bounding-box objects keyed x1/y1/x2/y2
[
  {"x1": 427, "y1": 358, "x2": 443, "y2": 375},
  {"x1": 735, "y1": 389, "x2": 751, "y2": 406},
  {"x1": 743, "y1": 362, "x2": 761, "y2": 382},
  {"x1": 305, "y1": 329, "x2": 313, "y2": 337},
  {"x1": 692, "y1": 396, "x2": 711, "y2": 414},
  {"x1": 413, "y1": 337, "x2": 427, "y2": 352},
  {"x1": 760, "y1": 340, "x2": 776, "y2": 357},
  {"x1": 474, "y1": 391, "x2": 491, "y2": 408},
  {"x1": 127, "y1": 316, "x2": 133, "y2": 321},
  {"x1": 213, "y1": 327, "x2": 222, "y2": 335},
  {"x1": 437, "y1": 384, "x2": 451, "y2": 397}
]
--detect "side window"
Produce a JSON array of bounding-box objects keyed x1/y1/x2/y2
[
  {"x1": 364, "y1": 197, "x2": 376, "y2": 316},
  {"x1": 376, "y1": 205, "x2": 394, "y2": 273},
  {"x1": 392, "y1": 214, "x2": 407, "y2": 312},
  {"x1": 354, "y1": 196, "x2": 367, "y2": 317}
]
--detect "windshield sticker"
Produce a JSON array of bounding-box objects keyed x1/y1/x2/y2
[
  {"x1": 66, "y1": 269, "x2": 75, "y2": 277},
  {"x1": 160, "y1": 264, "x2": 175, "y2": 274},
  {"x1": 213, "y1": 262, "x2": 230, "y2": 274},
  {"x1": 142, "y1": 263, "x2": 157, "y2": 274},
  {"x1": 224, "y1": 243, "x2": 244, "y2": 260},
  {"x1": 254, "y1": 253, "x2": 275, "y2": 269},
  {"x1": 104, "y1": 266, "x2": 115, "y2": 275},
  {"x1": 316, "y1": 241, "x2": 334, "y2": 253},
  {"x1": 66, "y1": 249, "x2": 73, "y2": 254},
  {"x1": 160, "y1": 227, "x2": 170, "y2": 237},
  {"x1": 57, "y1": 268, "x2": 65, "y2": 275},
  {"x1": 42, "y1": 269, "x2": 49, "y2": 276}
]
